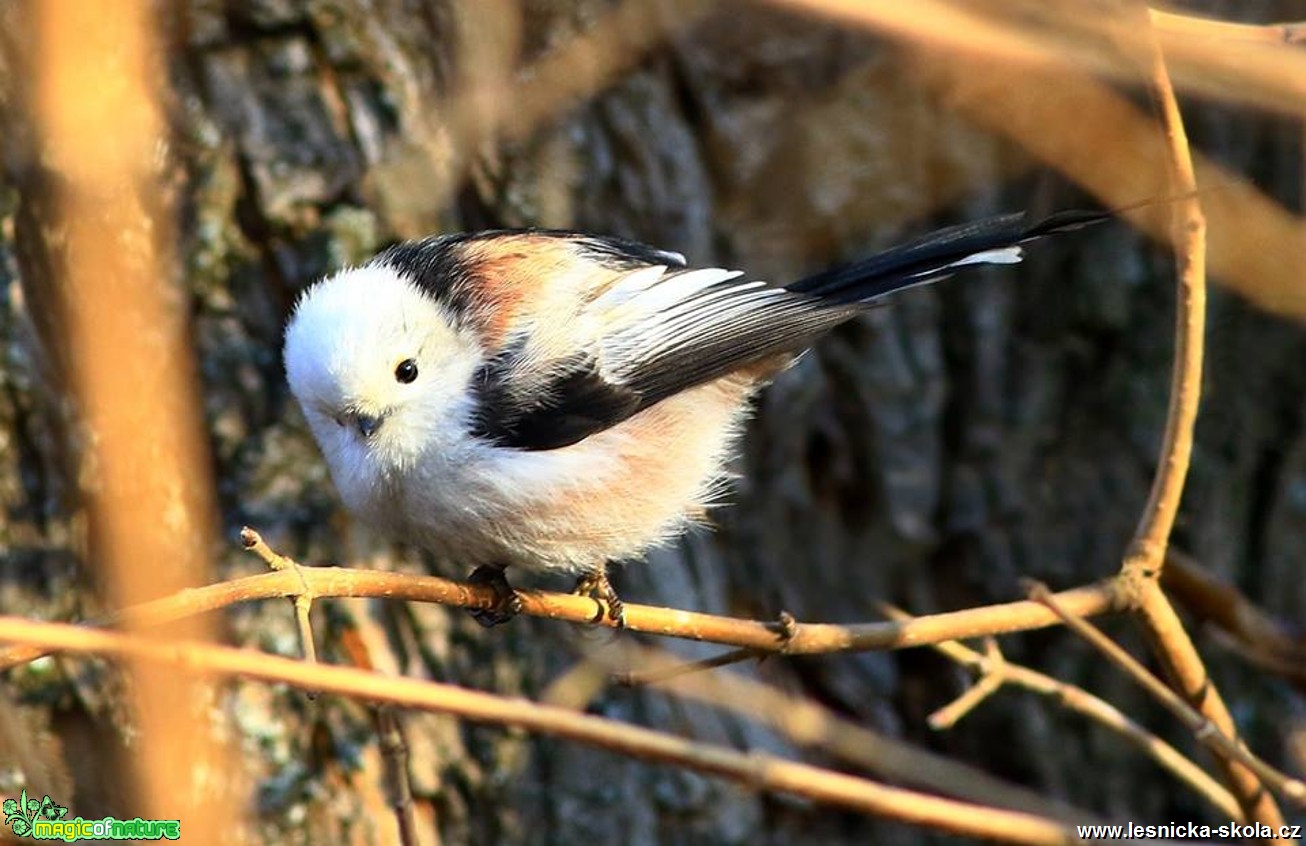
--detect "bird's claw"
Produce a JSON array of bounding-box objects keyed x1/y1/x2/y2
[
  {"x1": 573, "y1": 569, "x2": 625, "y2": 628},
  {"x1": 467, "y1": 565, "x2": 523, "y2": 627}
]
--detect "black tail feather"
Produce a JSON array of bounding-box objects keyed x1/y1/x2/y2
[
  {"x1": 788, "y1": 185, "x2": 1224, "y2": 306},
  {"x1": 787, "y1": 209, "x2": 1112, "y2": 305}
]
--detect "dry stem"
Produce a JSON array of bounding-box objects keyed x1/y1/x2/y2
[
  {"x1": 784, "y1": 0, "x2": 1306, "y2": 323},
  {"x1": 0, "y1": 615, "x2": 1086, "y2": 846},
  {"x1": 1148, "y1": 9, "x2": 1306, "y2": 45},
  {"x1": 0, "y1": 529, "x2": 1124, "y2": 670},
  {"x1": 881, "y1": 605, "x2": 1240, "y2": 820},
  {"x1": 376, "y1": 706, "x2": 419, "y2": 846},
  {"x1": 595, "y1": 641, "x2": 1098, "y2": 825},
  {"x1": 1114, "y1": 9, "x2": 1283, "y2": 828},
  {"x1": 1031, "y1": 583, "x2": 1306, "y2": 809},
  {"x1": 1162, "y1": 551, "x2": 1305, "y2": 679},
  {"x1": 1119, "y1": 5, "x2": 1206, "y2": 585}
]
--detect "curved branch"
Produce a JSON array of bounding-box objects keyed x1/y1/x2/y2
[
  {"x1": 1030, "y1": 583, "x2": 1306, "y2": 809},
  {"x1": 1119, "y1": 8, "x2": 1283, "y2": 828},
  {"x1": 0, "y1": 530, "x2": 1125, "y2": 670},
  {"x1": 0, "y1": 614, "x2": 1084, "y2": 846}
]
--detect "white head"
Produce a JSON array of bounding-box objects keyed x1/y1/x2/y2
[{"x1": 283, "y1": 263, "x2": 482, "y2": 512}]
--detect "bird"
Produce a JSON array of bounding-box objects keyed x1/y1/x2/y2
[{"x1": 283, "y1": 208, "x2": 1112, "y2": 627}]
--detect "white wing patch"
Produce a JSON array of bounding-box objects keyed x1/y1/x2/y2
[
  {"x1": 623, "y1": 287, "x2": 787, "y2": 362},
  {"x1": 603, "y1": 267, "x2": 744, "y2": 313},
  {"x1": 595, "y1": 267, "x2": 755, "y2": 362},
  {"x1": 943, "y1": 245, "x2": 1024, "y2": 269},
  {"x1": 596, "y1": 264, "x2": 670, "y2": 306},
  {"x1": 595, "y1": 262, "x2": 808, "y2": 385}
]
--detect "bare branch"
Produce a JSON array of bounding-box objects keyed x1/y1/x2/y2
[
  {"x1": 772, "y1": 0, "x2": 1306, "y2": 323},
  {"x1": 926, "y1": 637, "x2": 1005, "y2": 731},
  {"x1": 881, "y1": 605, "x2": 1241, "y2": 820},
  {"x1": 1162, "y1": 551, "x2": 1306, "y2": 680},
  {"x1": 596, "y1": 642, "x2": 1100, "y2": 826},
  {"x1": 1111, "y1": 9, "x2": 1284, "y2": 827},
  {"x1": 0, "y1": 614, "x2": 1088, "y2": 846},
  {"x1": 1029, "y1": 582, "x2": 1306, "y2": 809},
  {"x1": 1119, "y1": 4, "x2": 1206, "y2": 584},
  {"x1": 616, "y1": 647, "x2": 762, "y2": 687},
  {"x1": 0, "y1": 529, "x2": 1124, "y2": 670},
  {"x1": 376, "y1": 706, "x2": 419, "y2": 846},
  {"x1": 1149, "y1": 9, "x2": 1306, "y2": 45}
]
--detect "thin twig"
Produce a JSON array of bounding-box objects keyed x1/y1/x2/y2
[
  {"x1": 1162, "y1": 550, "x2": 1305, "y2": 676},
  {"x1": 1116, "y1": 8, "x2": 1284, "y2": 828},
  {"x1": 243, "y1": 527, "x2": 319, "y2": 671},
  {"x1": 927, "y1": 638, "x2": 1005, "y2": 730},
  {"x1": 1029, "y1": 582, "x2": 1306, "y2": 808},
  {"x1": 799, "y1": 0, "x2": 1306, "y2": 323},
  {"x1": 928, "y1": 669, "x2": 1003, "y2": 731},
  {"x1": 0, "y1": 529, "x2": 1125, "y2": 670},
  {"x1": 616, "y1": 647, "x2": 760, "y2": 687},
  {"x1": 880, "y1": 605, "x2": 1241, "y2": 820},
  {"x1": 293, "y1": 596, "x2": 317, "y2": 667},
  {"x1": 1149, "y1": 9, "x2": 1306, "y2": 45},
  {"x1": 333, "y1": 603, "x2": 418, "y2": 842},
  {"x1": 0, "y1": 615, "x2": 1086, "y2": 846},
  {"x1": 772, "y1": 0, "x2": 1306, "y2": 122},
  {"x1": 379, "y1": 0, "x2": 716, "y2": 232},
  {"x1": 1118, "y1": 3, "x2": 1206, "y2": 587},
  {"x1": 595, "y1": 641, "x2": 1099, "y2": 826},
  {"x1": 376, "y1": 706, "x2": 419, "y2": 846}
]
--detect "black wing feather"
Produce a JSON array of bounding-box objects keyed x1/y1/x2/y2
[
  {"x1": 614, "y1": 288, "x2": 854, "y2": 406},
  {"x1": 790, "y1": 210, "x2": 1109, "y2": 303},
  {"x1": 471, "y1": 210, "x2": 1111, "y2": 450},
  {"x1": 371, "y1": 229, "x2": 687, "y2": 326},
  {"x1": 473, "y1": 280, "x2": 853, "y2": 450},
  {"x1": 471, "y1": 354, "x2": 640, "y2": 451}
]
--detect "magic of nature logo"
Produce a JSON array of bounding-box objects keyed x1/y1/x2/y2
[{"x1": 4, "y1": 790, "x2": 180, "y2": 841}]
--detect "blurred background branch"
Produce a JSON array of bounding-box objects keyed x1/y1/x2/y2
[{"x1": 20, "y1": 0, "x2": 238, "y2": 837}]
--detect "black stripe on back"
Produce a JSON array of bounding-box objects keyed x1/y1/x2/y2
[{"x1": 370, "y1": 235, "x2": 483, "y2": 325}]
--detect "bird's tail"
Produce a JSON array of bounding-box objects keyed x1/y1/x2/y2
[
  {"x1": 786, "y1": 185, "x2": 1217, "y2": 305},
  {"x1": 786, "y1": 208, "x2": 1111, "y2": 305}
]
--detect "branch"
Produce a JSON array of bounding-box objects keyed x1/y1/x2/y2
[
  {"x1": 1115, "y1": 9, "x2": 1284, "y2": 827},
  {"x1": 769, "y1": 0, "x2": 1306, "y2": 122},
  {"x1": 376, "y1": 706, "x2": 418, "y2": 846},
  {"x1": 593, "y1": 641, "x2": 1099, "y2": 826},
  {"x1": 779, "y1": 0, "x2": 1306, "y2": 323},
  {"x1": 1149, "y1": 9, "x2": 1306, "y2": 46},
  {"x1": 880, "y1": 605, "x2": 1241, "y2": 820},
  {"x1": 1030, "y1": 583, "x2": 1306, "y2": 809},
  {"x1": 31, "y1": 0, "x2": 239, "y2": 834},
  {"x1": 0, "y1": 615, "x2": 1086, "y2": 846},
  {"x1": 376, "y1": 0, "x2": 715, "y2": 233},
  {"x1": 1162, "y1": 551, "x2": 1306, "y2": 682},
  {"x1": 1119, "y1": 3, "x2": 1206, "y2": 586},
  {"x1": 0, "y1": 529, "x2": 1125, "y2": 670}
]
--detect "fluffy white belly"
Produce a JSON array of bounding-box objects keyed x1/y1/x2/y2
[{"x1": 383, "y1": 377, "x2": 756, "y2": 574}]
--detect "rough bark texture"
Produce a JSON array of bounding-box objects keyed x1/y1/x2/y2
[{"x1": 2, "y1": 1, "x2": 1305, "y2": 843}]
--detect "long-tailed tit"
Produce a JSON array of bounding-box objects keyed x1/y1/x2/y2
[{"x1": 283, "y1": 209, "x2": 1108, "y2": 625}]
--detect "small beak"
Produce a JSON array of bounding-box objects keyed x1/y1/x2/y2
[
  {"x1": 335, "y1": 409, "x2": 385, "y2": 438},
  {"x1": 354, "y1": 412, "x2": 383, "y2": 438}
]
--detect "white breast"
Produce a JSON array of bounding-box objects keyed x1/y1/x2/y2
[{"x1": 390, "y1": 375, "x2": 758, "y2": 574}]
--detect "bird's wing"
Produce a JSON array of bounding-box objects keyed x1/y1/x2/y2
[
  {"x1": 590, "y1": 266, "x2": 854, "y2": 406},
  {"x1": 469, "y1": 211, "x2": 1111, "y2": 450},
  {"x1": 471, "y1": 261, "x2": 852, "y2": 451}
]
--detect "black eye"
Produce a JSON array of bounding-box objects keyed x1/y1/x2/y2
[{"x1": 394, "y1": 358, "x2": 419, "y2": 384}]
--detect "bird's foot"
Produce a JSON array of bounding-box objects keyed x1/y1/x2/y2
[
  {"x1": 467, "y1": 565, "x2": 523, "y2": 628},
  {"x1": 573, "y1": 568, "x2": 625, "y2": 628}
]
